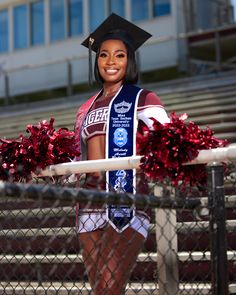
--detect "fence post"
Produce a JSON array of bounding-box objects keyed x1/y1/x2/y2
[
  {"x1": 215, "y1": 31, "x2": 222, "y2": 72},
  {"x1": 67, "y1": 61, "x2": 73, "y2": 97},
  {"x1": 4, "y1": 74, "x2": 10, "y2": 105},
  {"x1": 207, "y1": 163, "x2": 228, "y2": 295},
  {"x1": 154, "y1": 186, "x2": 179, "y2": 295}
]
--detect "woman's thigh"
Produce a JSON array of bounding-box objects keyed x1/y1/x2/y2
[
  {"x1": 79, "y1": 229, "x2": 105, "y2": 287},
  {"x1": 94, "y1": 226, "x2": 145, "y2": 294},
  {"x1": 79, "y1": 226, "x2": 145, "y2": 294}
]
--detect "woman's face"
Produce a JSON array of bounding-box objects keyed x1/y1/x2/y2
[{"x1": 97, "y1": 39, "x2": 128, "y2": 85}]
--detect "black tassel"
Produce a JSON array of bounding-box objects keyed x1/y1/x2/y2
[{"x1": 88, "y1": 37, "x2": 94, "y2": 85}]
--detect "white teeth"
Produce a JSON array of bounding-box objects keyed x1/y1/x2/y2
[{"x1": 106, "y1": 69, "x2": 117, "y2": 74}]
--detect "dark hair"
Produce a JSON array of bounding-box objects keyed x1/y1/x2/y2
[{"x1": 94, "y1": 39, "x2": 139, "y2": 85}]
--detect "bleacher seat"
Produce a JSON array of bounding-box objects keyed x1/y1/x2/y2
[{"x1": 0, "y1": 71, "x2": 236, "y2": 294}]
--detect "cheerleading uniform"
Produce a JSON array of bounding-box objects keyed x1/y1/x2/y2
[
  {"x1": 81, "y1": 89, "x2": 169, "y2": 142},
  {"x1": 75, "y1": 86, "x2": 169, "y2": 238}
]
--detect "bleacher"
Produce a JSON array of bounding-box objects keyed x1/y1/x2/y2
[
  {"x1": 0, "y1": 71, "x2": 236, "y2": 294},
  {"x1": 0, "y1": 70, "x2": 236, "y2": 142}
]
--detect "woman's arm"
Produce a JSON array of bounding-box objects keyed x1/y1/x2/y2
[{"x1": 137, "y1": 89, "x2": 169, "y2": 128}]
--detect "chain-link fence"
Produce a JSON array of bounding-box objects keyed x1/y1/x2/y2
[{"x1": 0, "y1": 158, "x2": 235, "y2": 295}]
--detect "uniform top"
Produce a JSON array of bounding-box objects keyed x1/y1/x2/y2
[{"x1": 81, "y1": 89, "x2": 169, "y2": 142}]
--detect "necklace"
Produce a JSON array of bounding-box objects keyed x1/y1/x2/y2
[{"x1": 103, "y1": 86, "x2": 121, "y2": 97}]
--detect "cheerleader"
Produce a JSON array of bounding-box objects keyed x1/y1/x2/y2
[{"x1": 75, "y1": 13, "x2": 169, "y2": 294}]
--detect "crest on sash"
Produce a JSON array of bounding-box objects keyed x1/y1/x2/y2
[
  {"x1": 113, "y1": 128, "x2": 128, "y2": 147},
  {"x1": 114, "y1": 101, "x2": 132, "y2": 114},
  {"x1": 114, "y1": 170, "x2": 127, "y2": 192}
]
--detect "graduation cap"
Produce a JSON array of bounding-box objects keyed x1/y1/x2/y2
[{"x1": 81, "y1": 13, "x2": 152, "y2": 83}]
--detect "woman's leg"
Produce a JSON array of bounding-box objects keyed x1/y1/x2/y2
[
  {"x1": 93, "y1": 226, "x2": 145, "y2": 295},
  {"x1": 79, "y1": 230, "x2": 104, "y2": 289},
  {"x1": 80, "y1": 226, "x2": 144, "y2": 295}
]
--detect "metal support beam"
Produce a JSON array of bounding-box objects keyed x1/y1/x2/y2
[
  {"x1": 67, "y1": 61, "x2": 73, "y2": 97},
  {"x1": 155, "y1": 186, "x2": 179, "y2": 295},
  {"x1": 215, "y1": 30, "x2": 222, "y2": 72},
  {"x1": 4, "y1": 74, "x2": 10, "y2": 105},
  {"x1": 208, "y1": 163, "x2": 228, "y2": 295}
]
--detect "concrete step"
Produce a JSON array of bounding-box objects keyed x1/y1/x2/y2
[
  {"x1": 0, "y1": 251, "x2": 235, "y2": 264},
  {"x1": 188, "y1": 112, "x2": 236, "y2": 124},
  {"x1": 166, "y1": 96, "x2": 236, "y2": 112},
  {"x1": 0, "y1": 72, "x2": 235, "y2": 141},
  {"x1": 0, "y1": 281, "x2": 225, "y2": 295},
  {"x1": 1, "y1": 219, "x2": 236, "y2": 237},
  {"x1": 162, "y1": 86, "x2": 236, "y2": 104},
  {"x1": 0, "y1": 85, "x2": 234, "y2": 125},
  {"x1": 211, "y1": 132, "x2": 236, "y2": 142}
]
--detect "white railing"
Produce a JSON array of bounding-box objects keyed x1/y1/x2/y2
[{"x1": 38, "y1": 144, "x2": 236, "y2": 177}]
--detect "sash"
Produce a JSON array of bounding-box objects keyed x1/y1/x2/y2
[{"x1": 106, "y1": 84, "x2": 141, "y2": 232}]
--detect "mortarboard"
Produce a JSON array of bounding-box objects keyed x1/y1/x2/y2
[
  {"x1": 81, "y1": 13, "x2": 152, "y2": 83},
  {"x1": 82, "y1": 13, "x2": 152, "y2": 52}
]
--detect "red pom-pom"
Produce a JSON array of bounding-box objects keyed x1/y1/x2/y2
[
  {"x1": 0, "y1": 118, "x2": 80, "y2": 182},
  {"x1": 137, "y1": 112, "x2": 228, "y2": 187}
]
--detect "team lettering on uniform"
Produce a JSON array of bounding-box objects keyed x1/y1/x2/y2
[{"x1": 83, "y1": 107, "x2": 108, "y2": 127}]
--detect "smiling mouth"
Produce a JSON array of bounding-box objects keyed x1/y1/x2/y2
[{"x1": 105, "y1": 69, "x2": 118, "y2": 74}]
